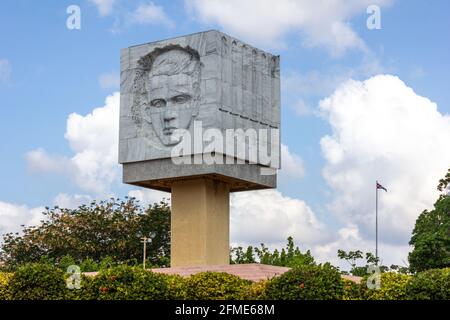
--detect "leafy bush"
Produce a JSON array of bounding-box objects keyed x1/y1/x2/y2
[
  {"x1": 185, "y1": 272, "x2": 251, "y2": 300},
  {"x1": 98, "y1": 256, "x2": 116, "y2": 270},
  {"x1": 341, "y1": 279, "x2": 363, "y2": 300},
  {"x1": 79, "y1": 258, "x2": 99, "y2": 272},
  {"x1": 57, "y1": 255, "x2": 76, "y2": 272},
  {"x1": 265, "y1": 264, "x2": 343, "y2": 300},
  {"x1": 240, "y1": 280, "x2": 269, "y2": 300},
  {"x1": 0, "y1": 272, "x2": 13, "y2": 300},
  {"x1": 361, "y1": 272, "x2": 410, "y2": 300},
  {"x1": 65, "y1": 274, "x2": 96, "y2": 300},
  {"x1": 162, "y1": 274, "x2": 187, "y2": 299},
  {"x1": 81, "y1": 265, "x2": 169, "y2": 300},
  {"x1": 406, "y1": 268, "x2": 450, "y2": 300},
  {"x1": 3, "y1": 263, "x2": 450, "y2": 300},
  {"x1": 8, "y1": 263, "x2": 66, "y2": 300}
]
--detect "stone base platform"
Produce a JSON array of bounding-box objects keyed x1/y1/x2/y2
[
  {"x1": 85, "y1": 263, "x2": 361, "y2": 283},
  {"x1": 150, "y1": 263, "x2": 362, "y2": 283},
  {"x1": 151, "y1": 263, "x2": 290, "y2": 282}
]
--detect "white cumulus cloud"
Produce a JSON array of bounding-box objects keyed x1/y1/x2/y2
[
  {"x1": 319, "y1": 74, "x2": 450, "y2": 246},
  {"x1": 26, "y1": 92, "x2": 120, "y2": 195},
  {"x1": 282, "y1": 53, "x2": 388, "y2": 118},
  {"x1": 231, "y1": 189, "x2": 328, "y2": 248},
  {"x1": 90, "y1": 0, "x2": 115, "y2": 16},
  {"x1": 280, "y1": 144, "x2": 305, "y2": 179},
  {"x1": 313, "y1": 224, "x2": 411, "y2": 268},
  {"x1": 185, "y1": 0, "x2": 391, "y2": 54},
  {"x1": 53, "y1": 193, "x2": 93, "y2": 209},
  {"x1": 0, "y1": 201, "x2": 45, "y2": 236},
  {"x1": 129, "y1": 2, "x2": 175, "y2": 28},
  {"x1": 128, "y1": 189, "x2": 170, "y2": 206},
  {"x1": 25, "y1": 148, "x2": 72, "y2": 174}
]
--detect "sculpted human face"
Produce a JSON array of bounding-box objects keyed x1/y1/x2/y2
[{"x1": 146, "y1": 71, "x2": 198, "y2": 146}]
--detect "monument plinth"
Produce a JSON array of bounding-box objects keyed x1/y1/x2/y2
[
  {"x1": 119, "y1": 30, "x2": 280, "y2": 267},
  {"x1": 171, "y1": 178, "x2": 229, "y2": 266}
]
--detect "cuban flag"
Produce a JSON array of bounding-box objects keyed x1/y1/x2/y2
[{"x1": 376, "y1": 181, "x2": 387, "y2": 192}]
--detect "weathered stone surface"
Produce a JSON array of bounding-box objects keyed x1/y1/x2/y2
[
  {"x1": 119, "y1": 30, "x2": 280, "y2": 190},
  {"x1": 122, "y1": 157, "x2": 276, "y2": 192}
]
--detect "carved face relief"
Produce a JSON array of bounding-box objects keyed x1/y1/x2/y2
[
  {"x1": 147, "y1": 67, "x2": 198, "y2": 145},
  {"x1": 133, "y1": 46, "x2": 201, "y2": 147}
]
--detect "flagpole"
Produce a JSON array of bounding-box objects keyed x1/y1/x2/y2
[{"x1": 375, "y1": 180, "x2": 378, "y2": 264}]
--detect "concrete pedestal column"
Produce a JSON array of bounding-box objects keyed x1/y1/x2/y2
[{"x1": 171, "y1": 178, "x2": 230, "y2": 267}]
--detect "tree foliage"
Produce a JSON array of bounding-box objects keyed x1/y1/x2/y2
[
  {"x1": 408, "y1": 168, "x2": 450, "y2": 272},
  {"x1": 437, "y1": 168, "x2": 450, "y2": 193},
  {"x1": 406, "y1": 267, "x2": 450, "y2": 300},
  {"x1": 0, "y1": 198, "x2": 171, "y2": 270},
  {"x1": 230, "y1": 236, "x2": 315, "y2": 267},
  {"x1": 337, "y1": 250, "x2": 407, "y2": 275}
]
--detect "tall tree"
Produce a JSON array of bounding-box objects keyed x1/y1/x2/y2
[
  {"x1": 0, "y1": 198, "x2": 171, "y2": 269},
  {"x1": 408, "y1": 168, "x2": 450, "y2": 272}
]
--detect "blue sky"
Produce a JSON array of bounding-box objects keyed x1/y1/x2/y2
[{"x1": 1, "y1": 0, "x2": 449, "y2": 267}]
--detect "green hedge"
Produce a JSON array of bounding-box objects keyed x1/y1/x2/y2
[
  {"x1": 0, "y1": 272, "x2": 13, "y2": 300},
  {"x1": 8, "y1": 263, "x2": 67, "y2": 300},
  {"x1": 3, "y1": 263, "x2": 450, "y2": 300},
  {"x1": 406, "y1": 268, "x2": 450, "y2": 300},
  {"x1": 184, "y1": 272, "x2": 251, "y2": 300},
  {"x1": 79, "y1": 265, "x2": 170, "y2": 300},
  {"x1": 362, "y1": 272, "x2": 410, "y2": 300},
  {"x1": 341, "y1": 279, "x2": 363, "y2": 300},
  {"x1": 162, "y1": 274, "x2": 188, "y2": 300},
  {"x1": 241, "y1": 280, "x2": 269, "y2": 300},
  {"x1": 265, "y1": 263, "x2": 343, "y2": 300}
]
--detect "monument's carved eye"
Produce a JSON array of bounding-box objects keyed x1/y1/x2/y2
[
  {"x1": 150, "y1": 99, "x2": 166, "y2": 108},
  {"x1": 171, "y1": 94, "x2": 191, "y2": 104}
]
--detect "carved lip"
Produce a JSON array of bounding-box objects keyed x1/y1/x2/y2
[{"x1": 163, "y1": 126, "x2": 177, "y2": 135}]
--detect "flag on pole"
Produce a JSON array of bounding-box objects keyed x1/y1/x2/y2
[{"x1": 376, "y1": 181, "x2": 387, "y2": 192}]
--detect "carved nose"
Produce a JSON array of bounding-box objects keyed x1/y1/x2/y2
[{"x1": 164, "y1": 110, "x2": 176, "y2": 121}]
